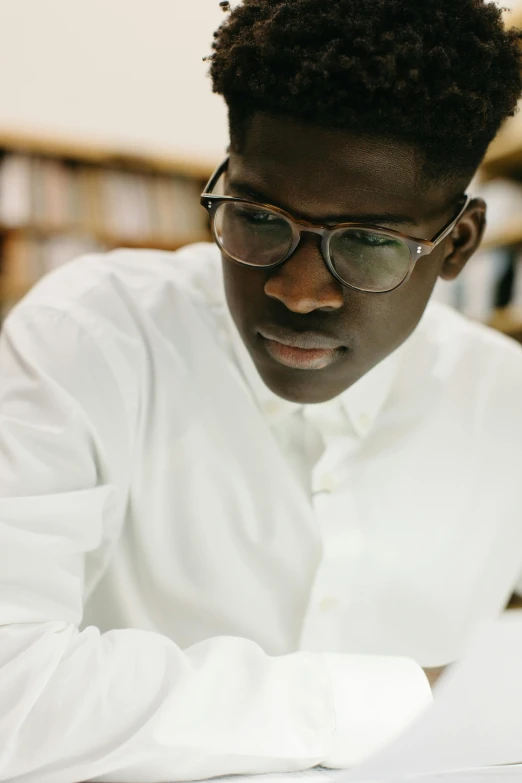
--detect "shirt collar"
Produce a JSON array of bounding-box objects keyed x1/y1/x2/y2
[{"x1": 224, "y1": 303, "x2": 401, "y2": 437}]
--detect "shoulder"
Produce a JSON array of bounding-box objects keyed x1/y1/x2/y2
[
  {"x1": 14, "y1": 241, "x2": 222, "y2": 312},
  {"x1": 7, "y1": 242, "x2": 224, "y2": 337},
  {"x1": 417, "y1": 300, "x2": 522, "y2": 374},
  {"x1": 401, "y1": 300, "x2": 522, "y2": 434}
]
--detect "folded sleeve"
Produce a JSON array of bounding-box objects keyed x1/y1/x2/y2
[
  {"x1": 0, "y1": 302, "x2": 431, "y2": 783},
  {"x1": 323, "y1": 654, "x2": 432, "y2": 768}
]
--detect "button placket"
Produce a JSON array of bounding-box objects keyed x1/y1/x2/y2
[
  {"x1": 358, "y1": 411, "x2": 371, "y2": 431},
  {"x1": 313, "y1": 471, "x2": 341, "y2": 495}
]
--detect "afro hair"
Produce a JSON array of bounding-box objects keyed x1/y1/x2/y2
[{"x1": 207, "y1": 0, "x2": 522, "y2": 182}]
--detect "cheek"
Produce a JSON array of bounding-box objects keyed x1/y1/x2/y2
[
  {"x1": 221, "y1": 256, "x2": 267, "y2": 325},
  {"x1": 406, "y1": 247, "x2": 445, "y2": 313},
  {"x1": 221, "y1": 249, "x2": 441, "y2": 373},
  {"x1": 368, "y1": 254, "x2": 442, "y2": 348}
]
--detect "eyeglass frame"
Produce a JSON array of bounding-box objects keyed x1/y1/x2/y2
[{"x1": 200, "y1": 155, "x2": 472, "y2": 294}]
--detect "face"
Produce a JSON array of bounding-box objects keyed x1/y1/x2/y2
[{"x1": 220, "y1": 113, "x2": 486, "y2": 404}]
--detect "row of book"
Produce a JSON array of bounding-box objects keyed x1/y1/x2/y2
[{"x1": 0, "y1": 152, "x2": 209, "y2": 242}]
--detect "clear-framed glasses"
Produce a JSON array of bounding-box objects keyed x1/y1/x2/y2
[{"x1": 200, "y1": 156, "x2": 471, "y2": 294}]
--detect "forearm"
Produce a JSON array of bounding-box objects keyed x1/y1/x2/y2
[{"x1": 0, "y1": 622, "x2": 334, "y2": 783}]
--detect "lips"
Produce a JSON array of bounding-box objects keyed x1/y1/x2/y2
[
  {"x1": 262, "y1": 338, "x2": 341, "y2": 370},
  {"x1": 258, "y1": 326, "x2": 344, "y2": 351},
  {"x1": 257, "y1": 327, "x2": 344, "y2": 371}
]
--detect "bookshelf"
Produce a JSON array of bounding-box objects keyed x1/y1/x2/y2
[
  {"x1": 480, "y1": 217, "x2": 522, "y2": 251},
  {"x1": 0, "y1": 128, "x2": 214, "y2": 180},
  {"x1": 0, "y1": 129, "x2": 213, "y2": 322}
]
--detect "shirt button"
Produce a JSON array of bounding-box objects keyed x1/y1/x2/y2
[
  {"x1": 358, "y1": 412, "x2": 371, "y2": 430},
  {"x1": 318, "y1": 596, "x2": 339, "y2": 612},
  {"x1": 263, "y1": 400, "x2": 281, "y2": 416},
  {"x1": 314, "y1": 473, "x2": 339, "y2": 494}
]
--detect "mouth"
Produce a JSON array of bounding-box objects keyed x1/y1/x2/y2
[{"x1": 258, "y1": 327, "x2": 346, "y2": 371}]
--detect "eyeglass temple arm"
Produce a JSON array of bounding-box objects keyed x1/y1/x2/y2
[
  {"x1": 429, "y1": 194, "x2": 472, "y2": 247},
  {"x1": 202, "y1": 156, "x2": 230, "y2": 195}
]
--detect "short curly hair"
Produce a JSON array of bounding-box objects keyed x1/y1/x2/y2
[{"x1": 207, "y1": 0, "x2": 522, "y2": 183}]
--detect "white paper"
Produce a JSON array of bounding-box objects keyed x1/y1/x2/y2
[
  {"x1": 202, "y1": 763, "x2": 522, "y2": 783},
  {"x1": 390, "y1": 767, "x2": 522, "y2": 782},
  {"x1": 210, "y1": 768, "x2": 345, "y2": 783}
]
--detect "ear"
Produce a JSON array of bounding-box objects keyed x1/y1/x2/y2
[{"x1": 439, "y1": 198, "x2": 487, "y2": 281}]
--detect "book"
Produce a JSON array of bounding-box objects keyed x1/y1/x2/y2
[
  {"x1": 0, "y1": 154, "x2": 32, "y2": 227},
  {"x1": 42, "y1": 158, "x2": 73, "y2": 230},
  {"x1": 150, "y1": 174, "x2": 182, "y2": 241},
  {"x1": 506, "y1": 249, "x2": 522, "y2": 325},
  {"x1": 1, "y1": 233, "x2": 43, "y2": 285}
]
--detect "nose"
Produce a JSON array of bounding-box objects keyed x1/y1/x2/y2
[{"x1": 263, "y1": 234, "x2": 344, "y2": 314}]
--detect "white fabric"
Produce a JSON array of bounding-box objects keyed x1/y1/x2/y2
[{"x1": 0, "y1": 241, "x2": 521, "y2": 783}]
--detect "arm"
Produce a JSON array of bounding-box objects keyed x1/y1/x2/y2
[{"x1": 0, "y1": 302, "x2": 431, "y2": 783}]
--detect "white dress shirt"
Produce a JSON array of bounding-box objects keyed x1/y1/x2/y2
[{"x1": 1, "y1": 241, "x2": 522, "y2": 783}]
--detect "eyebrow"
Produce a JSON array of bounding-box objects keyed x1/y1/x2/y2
[{"x1": 227, "y1": 180, "x2": 420, "y2": 228}]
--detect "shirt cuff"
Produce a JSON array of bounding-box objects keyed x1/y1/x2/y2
[{"x1": 322, "y1": 652, "x2": 432, "y2": 769}]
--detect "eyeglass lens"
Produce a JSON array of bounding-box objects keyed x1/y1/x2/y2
[{"x1": 214, "y1": 201, "x2": 412, "y2": 292}]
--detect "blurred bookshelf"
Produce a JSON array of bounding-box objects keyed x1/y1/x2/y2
[{"x1": 0, "y1": 129, "x2": 213, "y2": 322}]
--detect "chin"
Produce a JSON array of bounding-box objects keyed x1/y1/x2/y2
[{"x1": 257, "y1": 364, "x2": 349, "y2": 405}]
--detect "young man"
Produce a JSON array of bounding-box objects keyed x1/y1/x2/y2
[{"x1": 1, "y1": 1, "x2": 522, "y2": 781}]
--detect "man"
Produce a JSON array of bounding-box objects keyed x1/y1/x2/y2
[{"x1": 1, "y1": 1, "x2": 522, "y2": 781}]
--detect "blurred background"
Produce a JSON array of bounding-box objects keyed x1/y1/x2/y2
[{"x1": 0, "y1": 0, "x2": 520, "y2": 340}]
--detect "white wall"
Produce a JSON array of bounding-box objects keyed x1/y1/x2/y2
[
  {"x1": 0, "y1": 0, "x2": 232, "y2": 166},
  {"x1": 0, "y1": 0, "x2": 519, "y2": 167}
]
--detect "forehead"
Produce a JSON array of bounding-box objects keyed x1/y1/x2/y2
[{"x1": 229, "y1": 112, "x2": 451, "y2": 223}]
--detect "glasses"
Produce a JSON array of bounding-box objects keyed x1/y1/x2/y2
[{"x1": 201, "y1": 156, "x2": 471, "y2": 294}]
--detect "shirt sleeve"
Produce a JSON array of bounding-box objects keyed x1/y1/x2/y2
[
  {"x1": 323, "y1": 654, "x2": 432, "y2": 768},
  {"x1": 0, "y1": 301, "x2": 431, "y2": 783}
]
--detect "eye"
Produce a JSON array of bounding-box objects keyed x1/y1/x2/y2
[
  {"x1": 237, "y1": 208, "x2": 281, "y2": 224},
  {"x1": 350, "y1": 231, "x2": 399, "y2": 247}
]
